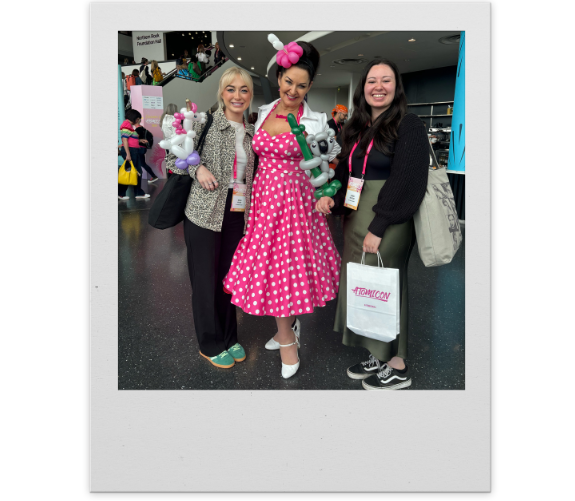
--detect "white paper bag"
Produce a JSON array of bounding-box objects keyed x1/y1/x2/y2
[{"x1": 346, "y1": 251, "x2": 400, "y2": 343}]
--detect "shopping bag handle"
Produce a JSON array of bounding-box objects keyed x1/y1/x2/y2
[
  {"x1": 121, "y1": 159, "x2": 140, "y2": 176},
  {"x1": 360, "y1": 251, "x2": 384, "y2": 268}
]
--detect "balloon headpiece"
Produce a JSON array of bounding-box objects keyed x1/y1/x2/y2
[{"x1": 268, "y1": 34, "x2": 303, "y2": 69}]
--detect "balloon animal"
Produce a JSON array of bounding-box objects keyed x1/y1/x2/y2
[
  {"x1": 158, "y1": 101, "x2": 207, "y2": 169},
  {"x1": 287, "y1": 113, "x2": 342, "y2": 199}
]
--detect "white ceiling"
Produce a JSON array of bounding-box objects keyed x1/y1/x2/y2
[{"x1": 218, "y1": 31, "x2": 461, "y2": 89}]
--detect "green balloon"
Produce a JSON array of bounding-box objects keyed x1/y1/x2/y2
[{"x1": 287, "y1": 112, "x2": 343, "y2": 200}]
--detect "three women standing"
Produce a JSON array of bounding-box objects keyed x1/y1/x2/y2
[
  {"x1": 169, "y1": 67, "x2": 256, "y2": 369},
  {"x1": 316, "y1": 59, "x2": 429, "y2": 390}
]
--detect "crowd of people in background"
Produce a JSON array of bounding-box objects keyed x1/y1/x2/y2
[{"x1": 121, "y1": 46, "x2": 229, "y2": 109}]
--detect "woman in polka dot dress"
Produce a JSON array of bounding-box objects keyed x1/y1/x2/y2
[{"x1": 223, "y1": 41, "x2": 341, "y2": 379}]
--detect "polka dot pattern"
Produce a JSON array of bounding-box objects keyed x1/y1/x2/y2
[{"x1": 223, "y1": 128, "x2": 341, "y2": 317}]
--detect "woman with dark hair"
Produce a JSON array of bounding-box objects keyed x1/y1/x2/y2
[
  {"x1": 132, "y1": 69, "x2": 144, "y2": 86},
  {"x1": 315, "y1": 59, "x2": 429, "y2": 390},
  {"x1": 119, "y1": 108, "x2": 150, "y2": 199},
  {"x1": 139, "y1": 58, "x2": 152, "y2": 85},
  {"x1": 187, "y1": 55, "x2": 202, "y2": 81},
  {"x1": 223, "y1": 38, "x2": 341, "y2": 379}
]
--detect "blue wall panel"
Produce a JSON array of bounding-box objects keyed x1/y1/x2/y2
[{"x1": 448, "y1": 32, "x2": 465, "y2": 172}]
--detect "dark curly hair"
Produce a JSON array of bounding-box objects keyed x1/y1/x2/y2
[
  {"x1": 338, "y1": 58, "x2": 408, "y2": 159},
  {"x1": 275, "y1": 41, "x2": 320, "y2": 82}
]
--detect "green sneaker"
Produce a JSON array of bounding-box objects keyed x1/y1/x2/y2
[
  {"x1": 200, "y1": 350, "x2": 235, "y2": 368},
  {"x1": 227, "y1": 343, "x2": 246, "y2": 362}
]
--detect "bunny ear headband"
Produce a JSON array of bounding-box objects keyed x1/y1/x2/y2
[{"x1": 268, "y1": 33, "x2": 304, "y2": 69}]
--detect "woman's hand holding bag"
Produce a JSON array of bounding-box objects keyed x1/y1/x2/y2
[{"x1": 118, "y1": 159, "x2": 139, "y2": 186}]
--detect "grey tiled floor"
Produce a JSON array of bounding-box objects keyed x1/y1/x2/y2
[{"x1": 118, "y1": 179, "x2": 465, "y2": 390}]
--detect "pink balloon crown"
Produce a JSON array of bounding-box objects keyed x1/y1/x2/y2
[{"x1": 276, "y1": 42, "x2": 303, "y2": 69}]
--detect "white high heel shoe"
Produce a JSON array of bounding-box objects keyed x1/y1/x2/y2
[
  {"x1": 265, "y1": 318, "x2": 301, "y2": 350},
  {"x1": 279, "y1": 330, "x2": 300, "y2": 379}
]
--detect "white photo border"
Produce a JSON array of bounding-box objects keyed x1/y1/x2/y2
[{"x1": 91, "y1": 1, "x2": 490, "y2": 492}]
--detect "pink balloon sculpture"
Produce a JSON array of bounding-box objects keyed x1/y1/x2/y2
[{"x1": 276, "y1": 42, "x2": 303, "y2": 68}]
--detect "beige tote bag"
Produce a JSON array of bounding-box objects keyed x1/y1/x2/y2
[{"x1": 413, "y1": 141, "x2": 463, "y2": 267}]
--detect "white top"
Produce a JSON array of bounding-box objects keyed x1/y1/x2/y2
[
  {"x1": 228, "y1": 120, "x2": 247, "y2": 188},
  {"x1": 254, "y1": 98, "x2": 342, "y2": 162},
  {"x1": 161, "y1": 115, "x2": 176, "y2": 141}
]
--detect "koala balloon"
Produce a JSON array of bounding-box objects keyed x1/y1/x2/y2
[
  {"x1": 287, "y1": 113, "x2": 342, "y2": 199},
  {"x1": 302, "y1": 130, "x2": 337, "y2": 187}
]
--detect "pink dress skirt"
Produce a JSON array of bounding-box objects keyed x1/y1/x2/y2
[{"x1": 223, "y1": 125, "x2": 341, "y2": 317}]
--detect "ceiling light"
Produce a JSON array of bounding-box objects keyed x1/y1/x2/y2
[
  {"x1": 265, "y1": 74, "x2": 268, "y2": 77},
  {"x1": 188, "y1": 33, "x2": 191, "y2": 35},
  {"x1": 196, "y1": 32, "x2": 198, "y2": 34},
  {"x1": 230, "y1": 44, "x2": 234, "y2": 48},
  {"x1": 237, "y1": 57, "x2": 242, "y2": 60},
  {"x1": 172, "y1": 54, "x2": 174, "y2": 56},
  {"x1": 251, "y1": 66, "x2": 255, "y2": 70},
  {"x1": 358, "y1": 54, "x2": 364, "y2": 57},
  {"x1": 408, "y1": 38, "x2": 416, "y2": 42},
  {"x1": 182, "y1": 34, "x2": 184, "y2": 36},
  {"x1": 317, "y1": 74, "x2": 321, "y2": 76}
]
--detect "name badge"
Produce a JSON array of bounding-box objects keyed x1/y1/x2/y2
[
  {"x1": 231, "y1": 183, "x2": 247, "y2": 212},
  {"x1": 344, "y1": 176, "x2": 364, "y2": 210}
]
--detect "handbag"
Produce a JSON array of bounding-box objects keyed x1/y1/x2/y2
[
  {"x1": 413, "y1": 140, "x2": 463, "y2": 267},
  {"x1": 346, "y1": 251, "x2": 400, "y2": 343},
  {"x1": 118, "y1": 159, "x2": 139, "y2": 186},
  {"x1": 148, "y1": 113, "x2": 213, "y2": 229}
]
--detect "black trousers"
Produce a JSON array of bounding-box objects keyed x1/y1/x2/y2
[
  {"x1": 184, "y1": 189, "x2": 245, "y2": 357},
  {"x1": 137, "y1": 148, "x2": 157, "y2": 179}
]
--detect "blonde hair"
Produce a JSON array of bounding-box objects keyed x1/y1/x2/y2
[
  {"x1": 151, "y1": 60, "x2": 159, "y2": 73},
  {"x1": 217, "y1": 67, "x2": 253, "y2": 110}
]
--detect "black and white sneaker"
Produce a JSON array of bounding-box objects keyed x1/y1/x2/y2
[
  {"x1": 347, "y1": 354, "x2": 384, "y2": 380},
  {"x1": 362, "y1": 364, "x2": 412, "y2": 390}
]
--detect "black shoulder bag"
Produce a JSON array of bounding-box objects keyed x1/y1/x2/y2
[{"x1": 148, "y1": 113, "x2": 213, "y2": 229}]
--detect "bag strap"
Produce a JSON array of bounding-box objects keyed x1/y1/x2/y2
[
  {"x1": 360, "y1": 251, "x2": 384, "y2": 268},
  {"x1": 195, "y1": 113, "x2": 213, "y2": 155},
  {"x1": 427, "y1": 136, "x2": 442, "y2": 170}
]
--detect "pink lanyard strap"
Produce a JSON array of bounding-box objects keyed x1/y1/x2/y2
[
  {"x1": 233, "y1": 121, "x2": 246, "y2": 179},
  {"x1": 274, "y1": 103, "x2": 304, "y2": 123},
  {"x1": 348, "y1": 138, "x2": 374, "y2": 179}
]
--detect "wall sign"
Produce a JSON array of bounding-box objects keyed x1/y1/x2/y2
[{"x1": 132, "y1": 31, "x2": 166, "y2": 64}]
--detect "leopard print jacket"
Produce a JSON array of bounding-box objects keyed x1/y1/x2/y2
[{"x1": 168, "y1": 107, "x2": 256, "y2": 232}]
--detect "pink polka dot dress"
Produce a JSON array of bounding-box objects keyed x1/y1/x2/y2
[{"x1": 223, "y1": 110, "x2": 341, "y2": 318}]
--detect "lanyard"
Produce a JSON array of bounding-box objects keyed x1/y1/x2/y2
[
  {"x1": 348, "y1": 138, "x2": 374, "y2": 179},
  {"x1": 274, "y1": 103, "x2": 304, "y2": 123},
  {"x1": 233, "y1": 121, "x2": 246, "y2": 179}
]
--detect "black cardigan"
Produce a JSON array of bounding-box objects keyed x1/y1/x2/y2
[{"x1": 331, "y1": 113, "x2": 429, "y2": 238}]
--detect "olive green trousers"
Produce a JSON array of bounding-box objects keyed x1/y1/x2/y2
[{"x1": 333, "y1": 179, "x2": 416, "y2": 361}]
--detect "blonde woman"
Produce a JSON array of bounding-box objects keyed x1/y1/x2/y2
[
  {"x1": 150, "y1": 60, "x2": 165, "y2": 85},
  {"x1": 168, "y1": 67, "x2": 256, "y2": 369}
]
